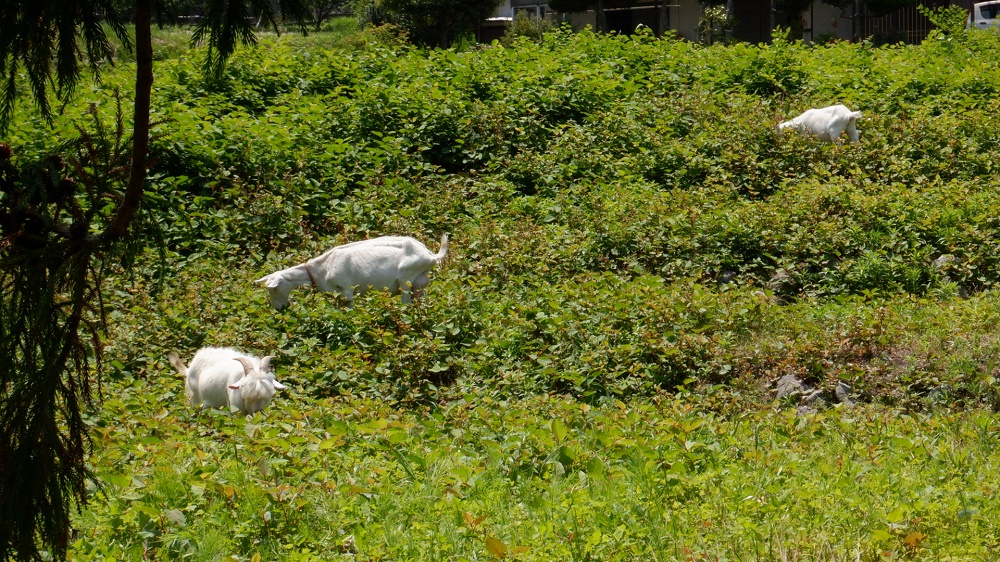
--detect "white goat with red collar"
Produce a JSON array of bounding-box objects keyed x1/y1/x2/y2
[
  {"x1": 256, "y1": 234, "x2": 449, "y2": 311},
  {"x1": 779, "y1": 104, "x2": 862, "y2": 143},
  {"x1": 169, "y1": 347, "x2": 286, "y2": 414}
]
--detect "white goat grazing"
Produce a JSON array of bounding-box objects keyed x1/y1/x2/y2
[
  {"x1": 256, "y1": 234, "x2": 449, "y2": 311},
  {"x1": 778, "y1": 104, "x2": 862, "y2": 143},
  {"x1": 168, "y1": 347, "x2": 286, "y2": 414}
]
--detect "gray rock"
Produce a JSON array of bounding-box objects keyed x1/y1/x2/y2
[
  {"x1": 775, "y1": 374, "x2": 804, "y2": 400},
  {"x1": 803, "y1": 388, "x2": 828, "y2": 409},
  {"x1": 768, "y1": 269, "x2": 794, "y2": 292},
  {"x1": 718, "y1": 270, "x2": 738, "y2": 284},
  {"x1": 796, "y1": 405, "x2": 818, "y2": 416},
  {"x1": 835, "y1": 381, "x2": 855, "y2": 405},
  {"x1": 932, "y1": 254, "x2": 956, "y2": 269}
]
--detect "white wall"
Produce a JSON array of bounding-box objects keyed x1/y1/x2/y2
[
  {"x1": 801, "y1": 2, "x2": 854, "y2": 42},
  {"x1": 670, "y1": 0, "x2": 703, "y2": 41}
]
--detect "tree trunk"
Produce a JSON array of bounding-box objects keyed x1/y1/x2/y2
[
  {"x1": 102, "y1": 0, "x2": 153, "y2": 244},
  {"x1": 595, "y1": 0, "x2": 606, "y2": 33}
]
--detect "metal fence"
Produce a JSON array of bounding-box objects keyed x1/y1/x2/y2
[{"x1": 856, "y1": 4, "x2": 935, "y2": 44}]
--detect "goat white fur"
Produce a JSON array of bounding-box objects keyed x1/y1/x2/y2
[
  {"x1": 168, "y1": 347, "x2": 286, "y2": 414},
  {"x1": 256, "y1": 234, "x2": 449, "y2": 311},
  {"x1": 778, "y1": 104, "x2": 862, "y2": 143}
]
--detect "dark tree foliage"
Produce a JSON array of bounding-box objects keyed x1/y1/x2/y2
[
  {"x1": 0, "y1": 0, "x2": 131, "y2": 130},
  {"x1": 195, "y1": 0, "x2": 311, "y2": 78},
  {"x1": 310, "y1": 0, "x2": 349, "y2": 31},
  {"x1": 153, "y1": 0, "x2": 209, "y2": 21},
  {"x1": 0, "y1": 0, "x2": 308, "y2": 559},
  {"x1": 0, "y1": 105, "x2": 148, "y2": 561},
  {"x1": 373, "y1": 0, "x2": 504, "y2": 48}
]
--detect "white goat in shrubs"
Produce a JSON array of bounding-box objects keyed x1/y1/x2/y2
[
  {"x1": 779, "y1": 104, "x2": 862, "y2": 143},
  {"x1": 169, "y1": 347, "x2": 286, "y2": 414},
  {"x1": 256, "y1": 234, "x2": 449, "y2": 311}
]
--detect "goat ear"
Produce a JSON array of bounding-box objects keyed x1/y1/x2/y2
[
  {"x1": 255, "y1": 275, "x2": 280, "y2": 288},
  {"x1": 272, "y1": 380, "x2": 287, "y2": 391},
  {"x1": 260, "y1": 355, "x2": 275, "y2": 372},
  {"x1": 228, "y1": 379, "x2": 244, "y2": 390},
  {"x1": 234, "y1": 357, "x2": 256, "y2": 375}
]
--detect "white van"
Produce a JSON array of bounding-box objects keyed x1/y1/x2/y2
[{"x1": 969, "y1": 1, "x2": 1000, "y2": 30}]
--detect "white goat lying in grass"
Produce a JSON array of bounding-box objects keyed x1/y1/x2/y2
[
  {"x1": 256, "y1": 234, "x2": 449, "y2": 311},
  {"x1": 779, "y1": 104, "x2": 862, "y2": 143},
  {"x1": 169, "y1": 347, "x2": 286, "y2": 414}
]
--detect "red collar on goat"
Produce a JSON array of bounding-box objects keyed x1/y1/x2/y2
[{"x1": 304, "y1": 263, "x2": 318, "y2": 289}]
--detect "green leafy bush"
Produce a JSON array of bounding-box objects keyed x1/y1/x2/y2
[
  {"x1": 9, "y1": 24, "x2": 1000, "y2": 558},
  {"x1": 41, "y1": 23, "x2": 997, "y2": 403}
]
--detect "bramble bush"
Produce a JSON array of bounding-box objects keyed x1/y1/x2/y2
[{"x1": 7, "y1": 23, "x2": 1000, "y2": 404}]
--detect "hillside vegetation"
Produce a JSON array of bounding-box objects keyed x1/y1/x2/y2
[{"x1": 8, "y1": 22, "x2": 1000, "y2": 559}]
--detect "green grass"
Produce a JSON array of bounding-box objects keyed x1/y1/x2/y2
[
  {"x1": 70, "y1": 380, "x2": 1000, "y2": 560},
  {"x1": 108, "y1": 17, "x2": 363, "y2": 63}
]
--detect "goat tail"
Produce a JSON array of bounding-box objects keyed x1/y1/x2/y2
[
  {"x1": 169, "y1": 352, "x2": 195, "y2": 403},
  {"x1": 434, "y1": 233, "x2": 449, "y2": 264},
  {"x1": 168, "y1": 352, "x2": 187, "y2": 377}
]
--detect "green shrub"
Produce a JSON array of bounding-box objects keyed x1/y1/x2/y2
[
  {"x1": 501, "y1": 13, "x2": 556, "y2": 46},
  {"x1": 11, "y1": 20, "x2": 1000, "y2": 409}
]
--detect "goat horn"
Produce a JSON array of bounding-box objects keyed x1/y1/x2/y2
[
  {"x1": 260, "y1": 355, "x2": 275, "y2": 372},
  {"x1": 234, "y1": 357, "x2": 256, "y2": 375}
]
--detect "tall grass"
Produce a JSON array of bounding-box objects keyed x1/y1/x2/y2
[{"x1": 70, "y1": 383, "x2": 1000, "y2": 560}]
